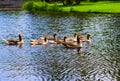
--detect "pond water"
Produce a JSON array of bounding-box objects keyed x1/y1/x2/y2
[{"x1": 0, "y1": 11, "x2": 120, "y2": 81}]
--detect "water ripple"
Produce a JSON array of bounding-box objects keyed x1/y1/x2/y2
[{"x1": 0, "y1": 11, "x2": 120, "y2": 81}]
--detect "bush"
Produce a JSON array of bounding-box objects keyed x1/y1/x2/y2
[
  {"x1": 22, "y1": 1, "x2": 34, "y2": 11},
  {"x1": 50, "y1": 4, "x2": 61, "y2": 11},
  {"x1": 22, "y1": 1, "x2": 48, "y2": 12}
]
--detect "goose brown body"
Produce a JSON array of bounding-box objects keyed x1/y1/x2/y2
[
  {"x1": 48, "y1": 32, "x2": 64, "y2": 44},
  {"x1": 80, "y1": 33, "x2": 91, "y2": 42},
  {"x1": 48, "y1": 32, "x2": 57, "y2": 40},
  {"x1": 50, "y1": 39, "x2": 64, "y2": 44},
  {"x1": 5, "y1": 34, "x2": 24, "y2": 45},
  {"x1": 65, "y1": 32, "x2": 78, "y2": 42},
  {"x1": 30, "y1": 35, "x2": 49, "y2": 45},
  {"x1": 62, "y1": 35, "x2": 82, "y2": 49}
]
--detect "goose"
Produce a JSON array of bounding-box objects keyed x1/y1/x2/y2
[
  {"x1": 62, "y1": 35, "x2": 82, "y2": 49},
  {"x1": 48, "y1": 32, "x2": 57, "y2": 40},
  {"x1": 48, "y1": 32, "x2": 57, "y2": 44},
  {"x1": 49, "y1": 36, "x2": 64, "y2": 44},
  {"x1": 4, "y1": 33, "x2": 24, "y2": 45},
  {"x1": 48, "y1": 32, "x2": 64, "y2": 44},
  {"x1": 80, "y1": 33, "x2": 91, "y2": 42},
  {"x1": 65, "y1": 32, "x2": 78, "y2": 42},
  {"x1": 30, "y1": 35, "x2": 49, "y2": 45}
]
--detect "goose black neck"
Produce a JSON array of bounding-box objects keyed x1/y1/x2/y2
[
  {"x1": 64, "y1": 37, "x2": 66, "y2": 42},
  {"x1": 53, "y1": 34, "x2": 56, "y2": 39},
  {"x1": 19, "y1": 35, "x2": 22, "y2": 41},
  {"x1": 44, "y1": 38, "x2": 47, "y2": 42},
  {"x1": 74, "y1": 34, "x2": 77, "y2": 37},
  {"x1": 77, "y1": 37, "x2": 80, "y2": 44},
  {"x1": 87, "y1": 35, "x2": 90, "y2": 40}
]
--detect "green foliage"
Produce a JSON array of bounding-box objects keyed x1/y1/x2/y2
[
  {"x1": 22, "y1": 1, "x2": 48, "y2": 12},
  {"x1": 22, "y1": 1, "x2": 34, "y2": 11},
  {"x1": 70, "y1": 7, "x2": 75, "y2": 12},
  {"x1": 61, "y1": 0, "x2": 83, "y2": 5},
  {"x1": 22, "y1": 1, "x2": 120, "y2": 13},
  {"x1": 50, "y1": 4, "x2": 61, "y2": 11}
]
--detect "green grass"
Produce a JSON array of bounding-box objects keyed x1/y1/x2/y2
[{"x1": 22, "y1": 1, "x2": 120, "y2": 13}]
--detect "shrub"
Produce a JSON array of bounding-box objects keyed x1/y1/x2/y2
[
  {"x1": 22, "y1": 1, "x2": 34, "y2": 11},
  {"x1": 22, "y1": 1, "x2": 48, "y2": 12}
]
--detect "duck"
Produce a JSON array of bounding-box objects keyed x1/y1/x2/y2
[
  {"x1": 65, "y1": 32, "x2": 78, "y2": 42},
  {"x1": 30, "y1": 35, "x2": 49, "y2": 45},
  {"x1": 4, "y1": 33, "x2": 24, "y2": 45},
  {"x1": 62, "y1": 35, "x2": 82, "y2": 49},
  {"x1": 80, "y1": 33, "x2": 91, "y2": 42}
]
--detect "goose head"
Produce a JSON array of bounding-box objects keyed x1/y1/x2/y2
[
  {"x1": 53, "y1": 32, "x2": 57, "y2": 39},
  {"x1": 63, "y1": 36, "x2": 67, "y2": 42},
  {"x1": 72, "y1": 32, "x2": 78, "y2": 38},
  {"x1": 87, "y1": 33, "x2": 91, "y2": 40}
]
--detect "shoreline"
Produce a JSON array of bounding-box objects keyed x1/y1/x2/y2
[
  {"x1": 22, "y1": 1, "x2": 120, "y2": 14},
  {"x1": 0, "y1": 9, "x2": 120, "y2": 14},
  {"x1": 0, "y1": 8, "x2": 22, "y2": 11},
  {"x1": 0, "y1": 8, "x2": 120, "y2": 14}
]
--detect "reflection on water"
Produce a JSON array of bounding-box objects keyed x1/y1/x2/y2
[{"x1": 0, "y1": 11, "x2": 120, "y2": 81}]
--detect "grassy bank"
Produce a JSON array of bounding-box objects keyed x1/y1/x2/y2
[{"x1": 22, "y1": 1, "x2": 120, "y2": 13}]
